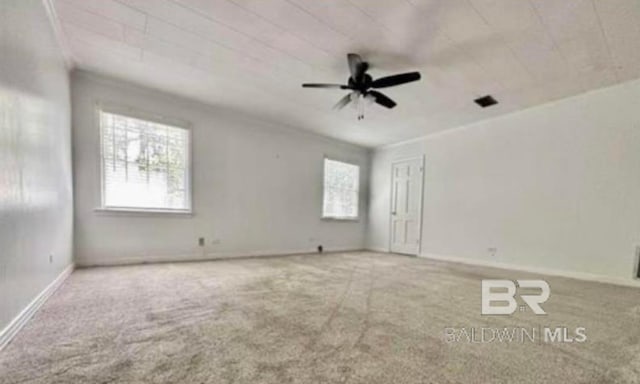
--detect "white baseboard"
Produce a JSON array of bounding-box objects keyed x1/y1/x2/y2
[
  {"x1": 421, "y1": 252, "x2": 640, "y2": 288},
  {"x1": 365, "y1": 246, "x2": 390, "y2": 253},
  {"x1": 76, "y1": 247, "x2": 365, "y2": 267},
  {"x1": 0, "y1": 264, "x2": 74, "y2": 351}
]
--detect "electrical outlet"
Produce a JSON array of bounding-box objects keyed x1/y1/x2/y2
[
  {"x1": 49, "y1": 254, "x2": 53, "y2": 263},
  {"x1": 198, "y1": 237, "x2": 205, "y2": 247},
  {"x1": 488, "y1": 247, "x2": 497, "y2": 257}
]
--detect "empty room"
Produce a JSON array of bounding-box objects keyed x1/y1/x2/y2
[{"x1": 2, "y1": 0, "x2": 640, "y2": 382}]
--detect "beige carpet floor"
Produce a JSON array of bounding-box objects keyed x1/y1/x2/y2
[{"x1": 1, "y1": 251, "x2": 639, "y2": 383}]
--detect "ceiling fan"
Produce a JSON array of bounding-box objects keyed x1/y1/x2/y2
[{"x1": 302, "y1": 53, "x2": 421, "y2": 120}]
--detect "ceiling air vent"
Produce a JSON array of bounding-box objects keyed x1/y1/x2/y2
[{"x1": 474, "y1": 95, "x2": 498, "y2": 108}]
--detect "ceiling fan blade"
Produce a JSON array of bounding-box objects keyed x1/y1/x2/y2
[
  {"x1": 368, "y1": 90, "x2": 397, "y2": 109},
  {"x1": 302, "y1": 83, "x2": 348, "y2": 89},
  {"x1": 347, "y1": 53, "x2": 367, "y2": 82},
  {"x1": 333, "y1": 92, "x2": 355, "y2": 110},
  {"x1": 371, "y1": 72, "x2": 421, "y2": 89}
]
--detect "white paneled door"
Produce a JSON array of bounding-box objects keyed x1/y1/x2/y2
[{"x1": 390, "y1": 157, "x2": 424, "y2": 255}]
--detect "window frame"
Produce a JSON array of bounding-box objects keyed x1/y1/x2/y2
[
  {"x1": 96, "y1": 103, "x2": 193, "y2": 215},
  {"x1": 321, "y1": 156, "x2": 360, "y2": 221}
]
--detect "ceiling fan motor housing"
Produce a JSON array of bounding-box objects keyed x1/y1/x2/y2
[{"x1": 348, "y1": 72, "x2": 373, "y2": 92}]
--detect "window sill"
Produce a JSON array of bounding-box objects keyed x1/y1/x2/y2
[
  {"x1": 321, "y1": 217, "x2": 359, "y2": 222},
  {"x1": 94, "y1": 207, "x2": 193, "y2": 217}
]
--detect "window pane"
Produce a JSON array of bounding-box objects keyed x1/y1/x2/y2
[
  {"x1": 100, "y1": 111, "x2": 190, "y2": 210},
  {"x1": 323, "y1": 159, "x2": 359, "y2": 218}
]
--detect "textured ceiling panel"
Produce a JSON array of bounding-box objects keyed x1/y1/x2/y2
[{"x1": 52, "y1": 0, "x2": 640, "y2": 147}]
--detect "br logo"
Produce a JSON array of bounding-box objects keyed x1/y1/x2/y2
[{"x1": 481, "y1": 280, "x2": 550, "y2": 315}]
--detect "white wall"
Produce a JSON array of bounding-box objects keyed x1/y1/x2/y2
[
  {"x1": 72, "y1": 72, "x2": 369, "y2": 266},
  {"x1": 0, "y1": 1, "x2": 73, "y2": 330},
  {"x1": 368, "y1": 79, "x2": 640, "y2": 283}
]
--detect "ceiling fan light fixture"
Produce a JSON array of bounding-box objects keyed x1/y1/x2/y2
[{"x1": 364, "y1": 93, "x2": 376, "y2": 105}]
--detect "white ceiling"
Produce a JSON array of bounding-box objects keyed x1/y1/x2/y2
[{"x1": 51, "y1": 0, "x2": 640, "y2": 147}]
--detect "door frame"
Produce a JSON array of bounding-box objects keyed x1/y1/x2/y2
[{"x1": 388, "y1": 155, "x2": 425, "y2": 256}]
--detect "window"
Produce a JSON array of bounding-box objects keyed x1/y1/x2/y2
[
  {"x1": 99, "y1": 109, "x2": 191, "y2": 212},
  {"x1": 322, "y1": 158, "x2": 359, "y2": 219}
]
